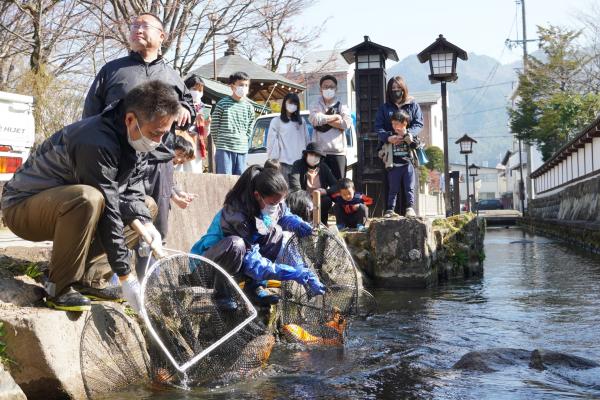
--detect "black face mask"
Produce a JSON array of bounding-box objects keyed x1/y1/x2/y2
[{"x1": 391, "y1": 90, "x2": 403, "y2": 102}]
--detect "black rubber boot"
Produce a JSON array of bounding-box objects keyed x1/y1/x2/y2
[{"x1": 46, "y1": 287, "x2": 92, "y2": 312}]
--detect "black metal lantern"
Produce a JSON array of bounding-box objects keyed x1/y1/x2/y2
[
  {"x1": 455, "y1": 134, "x2": 477, "y2": 212},
  {"x1": 468, "y1": 163, "x2": 480, "y2": 177},
  {"x1": 417, "y1": 34, "x2": 468, "y2": 83},
  {"x1": 417, "y1": 35, "x2": 468, "y2": 216},
  {"x1": 468, "y1": 163, "x2": 480, "y2": 214},
  {"x1": 456, "y1": 134, "x2": 477, "y2": 154}
]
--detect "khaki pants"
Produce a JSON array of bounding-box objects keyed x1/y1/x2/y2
[{"x1": 2, "y1": 185, "x2": 157, "y2": 296}]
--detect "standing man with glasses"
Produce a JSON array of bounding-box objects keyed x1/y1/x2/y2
[
  {"x1": 309, "y1": 74, "x2": 352, "y2": 180},
  {"x1": 83, "y1": 13, "x2": 195, "y2": 279}
]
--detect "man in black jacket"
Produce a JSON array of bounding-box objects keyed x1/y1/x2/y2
[
  {"x1": 1, "y1": 81, "x2": 181, "y2": 311},
  {"x1": 83, "y1": 13, "x2": 195, "y2": 250},
  {"x1": 289, "y1": 142, "x2": 337, "y2": 225}
]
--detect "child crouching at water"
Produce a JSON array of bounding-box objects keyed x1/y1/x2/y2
[
  {"x1": 330, "y1": 178, "x2": 371, "y2": 230},
  {"x1": 190, "y1": 165, "x2": 326, "y2": 310}
]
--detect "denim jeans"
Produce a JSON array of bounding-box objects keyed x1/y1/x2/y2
[
  {"x1": 387, "y1": 163, "x2": 415, "y2": 211},
  {"x1": 215, "y1": 149, "x2": 247, "y2": 175}
]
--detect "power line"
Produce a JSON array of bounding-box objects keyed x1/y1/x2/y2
[
  {"x1": 451, "y1": 81, "x2": 515, "y2": 92},
  {"x1": 449, "y1": 107, "x2": 507, "y2": 116},
  {"x1": 455, "y1": 8, "x2": 518, "y2": 115},
  {"x1": 449, "y1": 135, "x2": 513, "y2": 140}
]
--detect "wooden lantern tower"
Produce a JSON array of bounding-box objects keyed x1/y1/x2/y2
[{"x1": 341, "y1": 36, "x2": 399, "y2": 216}]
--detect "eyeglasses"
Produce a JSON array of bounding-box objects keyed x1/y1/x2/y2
[
  {"x1": 130, "y1": 23, "x2": 163, "y2": 32},
  {"x1": 135, "y1": 119, "x2": 168, "y2": 139}
]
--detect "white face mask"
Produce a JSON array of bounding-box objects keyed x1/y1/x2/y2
[
  {"x1": 306, "y1": 154, "x2": 320, "y2": 167},
  {"x1": 128, "y1": 120, "x2": 161, "y2": 153},
  {"x1": 190, "y1": 90, "x2": 203, "y2": 104},
  {"x1": 234, "y1": 85, "x2": 248, "y2": 98},
  {"x1": 322, "y1": 88, "x2": 336, "y2": 100},
  {"x1": 262, "y1": 203, "x2": 279, "y2": 218},
  {"x1": 260, "y1": 202, "x2": 281, "y2": 229},
  {"x1": 286, "y1": 103, "x2": 298, "y2": 113}
]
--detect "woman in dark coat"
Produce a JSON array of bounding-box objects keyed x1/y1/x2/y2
[{"x1": 289, "y1": 142, "x2": 337, "y2": 225}]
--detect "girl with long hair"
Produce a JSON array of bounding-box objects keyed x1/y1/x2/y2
[{"x1": 191, "y1": 165, "x2": 325, "y2": 310}]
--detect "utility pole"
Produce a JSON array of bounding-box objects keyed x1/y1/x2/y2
[
  {"x1": 521, "y1": 0, "x2": 533, "y2": 213},
  {"x1": 506, "y1": 0, "x2": 536, "y2": 213}
]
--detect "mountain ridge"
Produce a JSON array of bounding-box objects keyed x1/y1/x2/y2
[{"x1": 387, "y1": 52, "x2": 523, "y2": 167}]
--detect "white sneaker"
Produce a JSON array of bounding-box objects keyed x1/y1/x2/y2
[{"x1": 405, "y1": 207, "x2": 416, "y2": 217}]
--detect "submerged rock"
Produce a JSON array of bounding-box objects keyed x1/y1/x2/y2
[
  {"x1": 529, "y1": 349, "x2": 600, "y2": 371},
  {"x1": 453, "y1": 348, "x2": 531, "y2": 372},
  {"x1": 453, "y1": 348, "x2": 600, "y2": 373}
]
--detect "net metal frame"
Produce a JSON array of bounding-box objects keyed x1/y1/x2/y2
[{"x1": 139, "y1": 252, "x2": 257, "y2": 373}]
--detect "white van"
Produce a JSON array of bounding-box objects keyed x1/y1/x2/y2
[
  {"x1": 246, "y1": 111, "x2": 358, "y2": 177},
  {"x1": 0, "y1": 91, "x2": 35, "y2": 181}
]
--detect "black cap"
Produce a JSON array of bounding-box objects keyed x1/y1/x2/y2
[{"x1": 302, "y1": 142, "x2": 326, "y2": 157}]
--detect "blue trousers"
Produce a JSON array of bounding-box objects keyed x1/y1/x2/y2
[
  {"x1": 387, "y1": 163, "x2": 415, "y2": 211},
  {"x1": 215, "y1": 149, "x2": 247, "y2": 175}
]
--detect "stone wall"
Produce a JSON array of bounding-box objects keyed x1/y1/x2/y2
[
  {"x1": 343, "y1": 214, "x2": 485, "y2": 288},
  {"x1": 167, "y1": 172, "x2": 238, "y2": 252},
  {"x1": 529, "y1": 175, "x2": 600, "y2": 221},
  {"x1": 526, "y1": 174, "x2": 600, "y2": 252}
]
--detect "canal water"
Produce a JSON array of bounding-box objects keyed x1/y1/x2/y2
[{"x1": 112, "y1": 227, "x2": 600, "y2": 399}]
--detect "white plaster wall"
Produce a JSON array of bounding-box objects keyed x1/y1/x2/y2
[{"x1": 585, "y1": 142, "x2": 593, "y2": 174}]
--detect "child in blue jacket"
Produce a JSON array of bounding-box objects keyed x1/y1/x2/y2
[
  {"x1": 191, "y1": 165, "x2": 325, "y2": 310},
  {"x1": 330, "y1": 178, "x2": 372, "y2": 230}
]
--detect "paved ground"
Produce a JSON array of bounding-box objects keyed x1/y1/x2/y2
[{"x1": 0, "y1": 228, "x2": 51, "y2": 248}]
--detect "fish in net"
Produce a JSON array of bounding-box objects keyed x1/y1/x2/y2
[
  {"x1": 140, "y1": 253, "x2": 274, "y2": 386},
  {"x1": 278, "y1": 226, "x2": 360, "y2": 346},
  {"x1": 80, "y1": 305, "x2": 151, "y2": 399}
]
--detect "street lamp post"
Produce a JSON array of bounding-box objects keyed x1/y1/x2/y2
[
  {"x1": 468, "y1": 163, "x2": 480, "y2": 214},
  {"x1": 456, "y1": 134, "x2": 477, "y2": 212},
  {"x1": 417, "y1": 35, "x2": 468, "y2": 216}
]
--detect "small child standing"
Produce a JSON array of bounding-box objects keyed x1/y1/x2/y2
[
  {"x1": 173, "y1": 134, "x2": 195, "y2": 167},
  {"x1": 171, "y1": 135, "x2": 197, "y2": 209},
  {"x1": 383, "y1": 110, "x2": 418, "y2": 218},
  {"x1": 183, "y1": 74, "x2": 210, "y2": 173},
  {"x1": 286, "y1": 190, "x2": 313, "y2": 223},
  {"x1": 330, "y1": 178, "x2": 372, "y2": 230}
]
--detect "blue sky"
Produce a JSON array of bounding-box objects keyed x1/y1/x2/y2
[{"x1": 297, "y1": 0, "x2": 595, "y2": 65}]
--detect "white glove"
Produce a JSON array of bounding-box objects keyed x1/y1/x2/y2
[
  {"x1": 121, "y1": 274, "x2": 142, "y2": 313},
  {"x1": 144, "y1": 224, "x2": 164, "y2": 258}
]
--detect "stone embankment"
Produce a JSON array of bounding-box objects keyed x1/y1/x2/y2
[
  {"x1": 344, "y1": 214, "x2": 485, "y2": 288},
  {"x1": 524, "y1": 174, "x2": 600, "y2": 252}
]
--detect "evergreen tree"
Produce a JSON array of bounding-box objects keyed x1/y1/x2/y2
[
  {"x1": 424, "y1": 146, "x2": 444, "y2": 172},
  {"x1": 509, "y1": 25, "x2": 600, "y2": 160}
]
